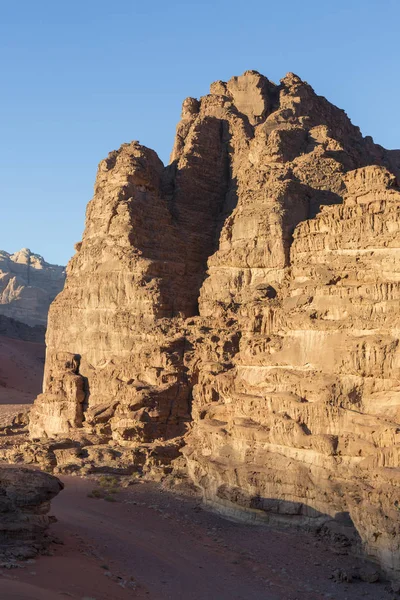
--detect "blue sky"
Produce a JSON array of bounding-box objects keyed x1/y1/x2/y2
[{"x1": 1, "y1": 0, "x2": 399, "y2": 265}]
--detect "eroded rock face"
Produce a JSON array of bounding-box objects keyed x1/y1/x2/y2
[
  {"x1": 29, "y1": 71, "x2": 400, "y2": 579},
  {"x1": 184, "y1": 164, "x2": 400, "y2": 577},
  {"x1": 0, "y1": 466, "x2": 62, "y2": 559},
  {"x1": 0, "y1": 249, "x2": 65, "y2": 327}
]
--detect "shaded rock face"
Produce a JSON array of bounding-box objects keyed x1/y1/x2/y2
[
  {"x1": 0, "y1": 467, "x2": 62, "y2": 559},
  {"x1": 30, "y1": 71, "x2": 400, "y2": 578},
  {"x1": 0, "y1": 249, "x2": 65, "y2": 327}
]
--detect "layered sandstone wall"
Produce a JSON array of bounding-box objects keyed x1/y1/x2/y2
[
  {"x1": 29, "y1": 71, "x2": 400, "y2": 579},
  {"x1": 184, "y1": 165, "x2": 400, "y2": 579}
]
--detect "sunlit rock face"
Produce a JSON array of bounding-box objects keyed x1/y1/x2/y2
[
  {"x1": 0, "y1": 248, "x2": 65, "y2": 327},
  {"x1": 30, "y1": 71, "x2": 400, "y2": 580}
]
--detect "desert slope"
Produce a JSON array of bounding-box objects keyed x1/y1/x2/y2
[{"x1": 0, "y1": 335, "x2": 44, "y2": 406}]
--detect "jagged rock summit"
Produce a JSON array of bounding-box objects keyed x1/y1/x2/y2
[
  {"x1": 0, "y1": 248, "x2": 66, "y2": 327},
  {"x1": 29, "y1": 71, "x2": 400, "y2": 580}
]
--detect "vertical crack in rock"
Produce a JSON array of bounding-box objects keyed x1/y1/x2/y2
[{"x1": 29, "y1": 70, "x2": 400, "y2": 581}]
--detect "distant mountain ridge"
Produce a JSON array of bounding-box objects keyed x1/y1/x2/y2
[{"x1": 0, "y1": 248, "x2": 65, "y2": 327}]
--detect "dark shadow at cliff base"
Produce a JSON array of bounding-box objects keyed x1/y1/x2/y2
[{"x1": 210, "y1": 486, "x2": 364, "y2": 555}]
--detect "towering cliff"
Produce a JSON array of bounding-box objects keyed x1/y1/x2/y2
[
  {"x1": 0, "y1": 248, "x2": 65, "y2": 327},
  {"x1": 29, "y1": 71, "x2": 400, "y2": 579}
]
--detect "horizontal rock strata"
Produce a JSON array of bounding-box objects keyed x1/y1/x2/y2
[{"x1": 29, "y1": 71, "x2": 400, "y2": 579}]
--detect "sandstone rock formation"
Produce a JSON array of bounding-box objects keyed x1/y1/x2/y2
[
  {"x1": 0, "y1": 466, "x2": 62, "y2": 559},
  {"x1": 0, "y1": 248, "x2": 65, "y2": 327},
  {"x1": 29, "y1": 71, "x2": 400, "y2": 580}
]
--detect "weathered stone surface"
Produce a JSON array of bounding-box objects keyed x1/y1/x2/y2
[
  {"x1": 0, "y1": 248, "x2": 65, "y2": 327},
  {"x1": 0, "y1": 466, "x2": 62, "y2": 559},
  {"x1": 29, "y1": 71, "x2": 400, "y2": 580}
]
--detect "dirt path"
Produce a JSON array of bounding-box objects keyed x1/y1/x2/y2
[{"x1": 0, "y1": 476, "x2": 394, "y2": 600}]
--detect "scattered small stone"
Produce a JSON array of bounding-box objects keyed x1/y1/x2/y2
[
  {"x1": 330, "y1": 568, "x2": 353, "y2": 583},
  {"x1": 359, "y1": 567, "x2": 380, "y2": 583},
  {"x1": 127, "y1": 580, "x2": 137, "y2": 590},
  {"x1": 391, "y1": 580, "x2": 400, "y2": 593},
  {"x1": 52, "y1": 537, "x2": 65, "y2": 545},
  {"x1": 0, "y1": 562, "x2": 21, "y2": 569}
]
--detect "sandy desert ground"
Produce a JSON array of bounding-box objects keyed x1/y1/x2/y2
[
  {"x1": 0, "y1": 335, "x2": 44, "y2": 405},
  {"x1": 0, "y1": 475, "x2": 395, "y2": 600}
]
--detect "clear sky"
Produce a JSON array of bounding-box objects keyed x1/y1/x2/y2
[{"x1": 1, "y1": 0, "x2": 399, "y2": 266}]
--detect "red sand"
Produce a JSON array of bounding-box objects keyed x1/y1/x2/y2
[
  {"x1": 0, "y1": 476, "x2": 393, "y2": 600},
  {"x1": 0, "y1": 336, "x2": 44, "y2": 405}
]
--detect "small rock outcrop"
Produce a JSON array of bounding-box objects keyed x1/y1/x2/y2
[
  {"x1": 0, "y1": 466, "x2": 63, "y2": 559},
  {"x1": 0, "y1": 249, "x2": 65, "y2": 327},
  {"x1": 29, "y1": 71, "x2": 400, "y2": 580}
]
